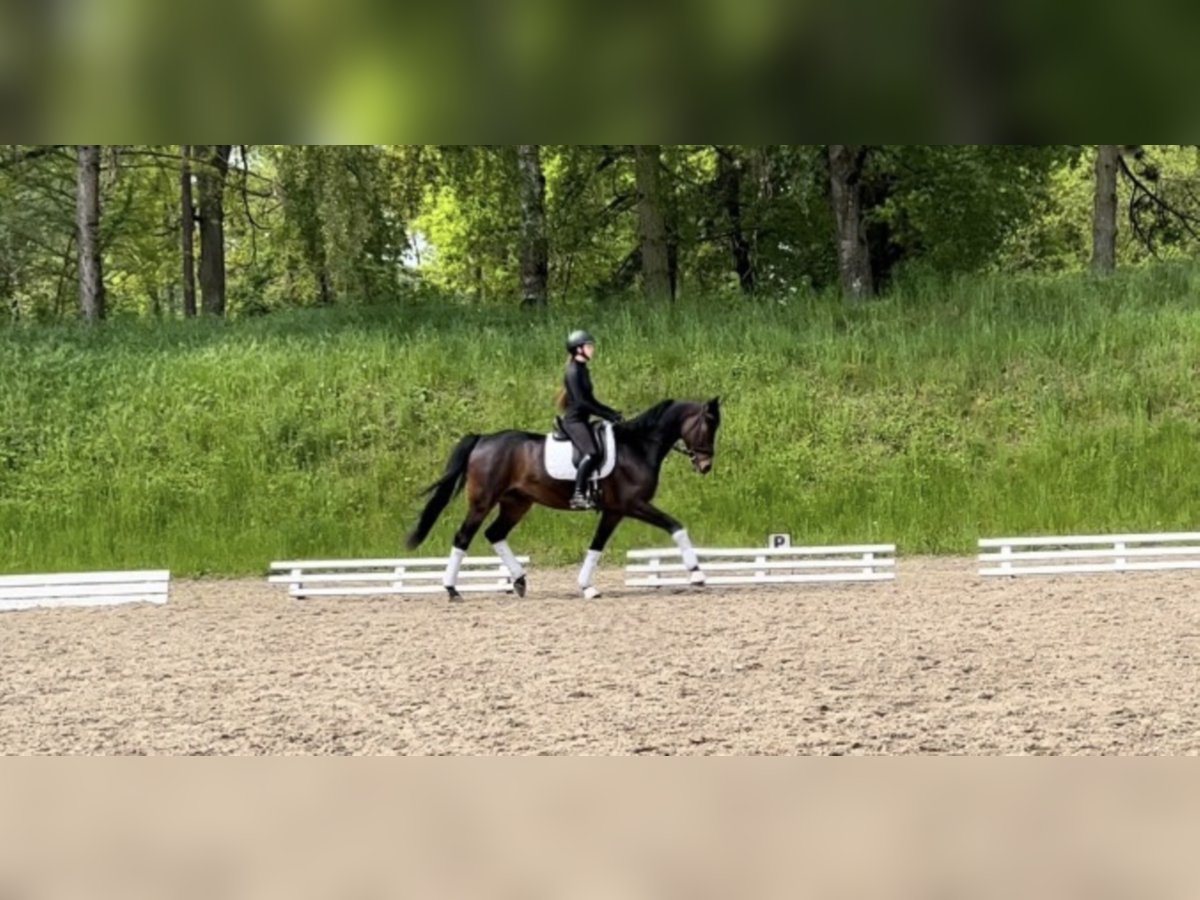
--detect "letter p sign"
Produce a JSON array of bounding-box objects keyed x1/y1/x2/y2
[{"x1": 769, "y1": 533, "x2": 791, "y2": 549}]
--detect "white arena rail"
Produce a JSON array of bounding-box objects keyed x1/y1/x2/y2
[
  {"x1": 625, "y1": 543, "x2": 896, "y2": 588},
  {"x1": 0, "y1": 570, "x2": 170, "y2": 612},
  {"x1": 979, "y1": 532, "x2": 1200, "y2": 576},
  {"x1": 268, "y1": 556, "x2": 529, "y2": 598}
]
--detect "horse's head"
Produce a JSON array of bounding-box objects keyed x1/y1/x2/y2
[{"x1": 681, "y1": 397, "x2": 721, "y2": 474}]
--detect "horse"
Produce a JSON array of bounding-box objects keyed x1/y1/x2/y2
[{"x1": 405, "y1": 397, "x2": 721, "y2": 600}]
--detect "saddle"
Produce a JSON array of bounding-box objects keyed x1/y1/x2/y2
[{"x1": 544, "y1": 418, "x2": 617, "y2": 482}]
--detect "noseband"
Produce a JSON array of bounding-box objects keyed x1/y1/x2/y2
[{"x1": 672, "y1": 442, "x2": 703, "y2": 460}]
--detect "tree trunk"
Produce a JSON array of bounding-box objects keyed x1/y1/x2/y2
[
  {"x1": 196, "y1": 145, "x2": 231, "y2": 316},
  {"x1": 76, "y1": 145, "x2": 105, "y2": 323},
  {"x1": 827, "y1": 144, "x2": 874, "y2": 303},
  {"x1": 54, "y1": 235, "x2": 75, "y2": 321},
  {"x1": 180, "y1": 145, "x2": 197, "y2": 317},
  {"x1": 747, "y1": 147, "x2": 775, "y2": 284},
  {"x1": 717, "y1": 147, "x2": 755, "y2": 295},
  {"x1": 667, "y1": 193, "x2": 679, "y2": 301},
  {"x1": 517, "y1": 144, "x2": 549, "y2": 307},
  {"x1": 635, "y1": 145, "x2": 672, "y2": 301},
  {"x1": 1091, "y1": 144, "x2": 1119, "y2": 275}
]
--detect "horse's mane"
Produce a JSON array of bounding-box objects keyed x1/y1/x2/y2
[{"x1": 619, "y1": 399, "x2": 678, "y2": 436}]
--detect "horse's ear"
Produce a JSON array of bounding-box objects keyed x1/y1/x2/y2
[{"x1": 706, "y1": 396, "x2": 721, "y2": 422}]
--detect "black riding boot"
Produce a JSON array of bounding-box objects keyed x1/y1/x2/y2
[{"x1": 571, "y1": 454, "x2": 597, "y2": 509}]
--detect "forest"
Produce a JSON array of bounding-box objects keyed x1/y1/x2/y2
[
  {"x1": 3, "y1": 145, "x2": 1199, "y2": 322},
  {"x1": 4, "y1": 145, "x2": 1200, "y2": 574}
]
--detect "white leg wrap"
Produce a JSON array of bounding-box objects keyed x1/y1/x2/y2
[
  {"x1": 492, "y1": 540, "x2": 525, "y2": 579},
  {"x1": 443, "y1": 547, "x2": 467, "y2": 588},
  {"x1": 579, "y1": 549, "x2": 602, "y2": 590},
  {"x1": 672, "y1": 528, "x2": 700, "y2": 570}
]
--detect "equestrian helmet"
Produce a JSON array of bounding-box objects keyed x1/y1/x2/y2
[{"x1": 566, "y1": 329, "x2": 595, "y2": 353}]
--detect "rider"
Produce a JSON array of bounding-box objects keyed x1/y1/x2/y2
[{"x1": 559, "y1": 329, "x2": 622, "y2": 509}]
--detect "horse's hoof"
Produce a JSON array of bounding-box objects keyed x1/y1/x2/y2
[
  {"x1": 446, "y1": 587, "x2": 464, "y2": 603},
  {"x1": 513, "y1": 575, "x2": 527, "y2": 598},
  {"x1": 582, "y1": 585, "x2": 600, "y2": 600},
  {"x1": 689, "y1": 569, "x2": 707, "y2": 587}
]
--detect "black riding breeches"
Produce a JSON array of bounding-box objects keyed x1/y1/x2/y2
[{"x1": 561, "y1": 418, "x2": 599, "y2": 458}]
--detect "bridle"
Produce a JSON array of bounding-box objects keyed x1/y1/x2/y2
[
  {"x1": 673, "y1": 410, "x2": 715, "y2": 461},
  {"x1": 672, "y1": 441, "x2": 713, "y2": 460}
]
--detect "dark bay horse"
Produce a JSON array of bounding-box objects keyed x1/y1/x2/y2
[{"x1": 406, "y1": 398, "x2": 721, "y2": 600}]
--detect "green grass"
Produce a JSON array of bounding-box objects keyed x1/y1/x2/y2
[{"x1": 4, "y1": 261, "x2": 1200, "y2": 575}]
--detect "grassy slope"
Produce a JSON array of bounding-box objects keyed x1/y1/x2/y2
[{"x1": 3, "y1": 262, "x2": 1200, "y2": 575}]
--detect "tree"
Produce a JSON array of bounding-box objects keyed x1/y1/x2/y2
[
  {"x1": 517, "y1": 145, "x2": 548, "y2": 306},
  {"x1": 865, "y1": 145, "x2": 1070, "y2": 280},
  {"x1": 827, "y1": 144, "x2": 873, "y2": 302},
  {"x1": 180, "y1": 145, "x2": 197, "y2": 317},
  {"x1": 1091, "y1": 145, "x2": 1119, "y2": 275},
  {"x1": 716, "y1": 146, "x2": 755, "y2": 294},
  {"x1": 7, "y1": 144, "x2": 1200, "y2": 324},
  {"x1": 76, "y1": 145, "x2": 105, "y2": 323},
  {"x1": 276, "y1": 146, "x2": 333, "y2": 304},
  {"x1": 275, "y1": 145, "x2": 407, "y2": 306},
  {"x1": 195, "y1": 145, "x2": 231, "y2": 316},
  {"x1": 635, "y1": 145, "x2": 672, "y2": 301},
  {"x1": 1117, "y1": 145, "x2": 1200, "y2": 260}
]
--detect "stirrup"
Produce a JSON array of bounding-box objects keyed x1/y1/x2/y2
[{"x1": 570, "y1": 491, "x2": 595, "y2": 510}]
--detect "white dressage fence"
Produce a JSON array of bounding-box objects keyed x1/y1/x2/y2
[
  {"x1": 269, "y1": 556, "x2": 529, "y2": 598},
  {"x1": 979, "y1": 532, "x2": 1200, "y2": 577},
  {"x1": 625, "y1": 541, "x2": 896, "y2": 588},
  {"x1": 0, "y1": 570, "x2": 170, "y2": 612}
]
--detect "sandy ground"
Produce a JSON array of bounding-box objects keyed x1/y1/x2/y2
[{"x1": 2, "y1": 558, "x2": 1199, "y2": 755}]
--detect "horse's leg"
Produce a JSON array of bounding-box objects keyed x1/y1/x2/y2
[
  {"x1": 628, "y1": 500, "x2": 706, "y2": 586},
  {"x1": 484, "y1": 493, "x2": 533, "y2": 597},
  {"x1": 443, "y1": 480, "x2": 498, "y2": 603},
  {"x1": 578, "y1": 510, "x2": 624, "y2": 600}
]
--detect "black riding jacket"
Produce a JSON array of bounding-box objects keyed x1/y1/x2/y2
[{"x1": 563, "y1": 358, "x2": 620, "y2": 423}]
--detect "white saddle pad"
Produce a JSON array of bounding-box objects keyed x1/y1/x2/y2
[{"x1": 544, "y1": 422, "x2": 617, "y2": 482}]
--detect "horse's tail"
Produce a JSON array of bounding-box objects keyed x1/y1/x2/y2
[{"x1": 405, "y1": 433, "x2": 481, "y2": 549}]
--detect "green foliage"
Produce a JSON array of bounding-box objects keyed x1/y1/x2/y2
[
  {"x1": 869, "y1": 145, "x2": 1075, "y2": 276},
  {"x1": 544, "y1": 145, "x2": 640, "y2": 298},
  {"x1": 5, "y1": 262, "x2": 1200, "y2": 575},
  {"x1": 412, "y1": 146, "x2": 522, "y2": 300},
  {"x1": 1001, "y1": 145, "x2": 1200, "y2": 272},
  {"x1": 5, "y1": 145, "x2": 1200, "y2": 321},
  {"x1": 0, "y1": 147, "x2": 76, "y2": 321},
  {"x1": 736, "y1": 145, "x2": 839, "y2": 293},
  {"x1": 272, "y1": 145, "x2": 412, "y2": 307}
]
